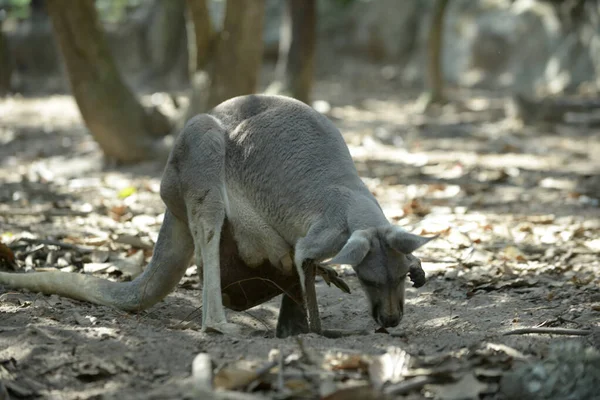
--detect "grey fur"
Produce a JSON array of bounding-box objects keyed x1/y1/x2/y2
[{"x1": 0, "y1": 94, "x2": 435, "y2": 334}]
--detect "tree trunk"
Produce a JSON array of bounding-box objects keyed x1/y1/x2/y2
[
  {"x1": 46, "y1": 0, "x2": 172, "y2": 164},
  {"x1": 0, "y1": 17, "x2": 12, "y2": 97},
  {"x1": 207, "y1": 0, "x2": 266, "y2": 109},
  {"x1": 426, "y1": 0, "x2": 448, "y2": 105},
  {"x1": 176, "y1": 0, "x2": 215, "y2": 132},
  {"x1": 270, "y1": 0, "x2": 316, "y2": 104},
  {"x1": 144, "y1": 0, "x2": 188, "y2": 89},
  {"x1": 30, "y1": 0, "x2": 48, "y2": 22},
  {"x1": 186, "y1": 0, "x2": 214, "y2": 73}
]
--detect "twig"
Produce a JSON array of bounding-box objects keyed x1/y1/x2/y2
[
  {"x1": 276, "y1": 349, "x2": 285, "y2": 393},
  {"x1": 503, "y1": 327, "x2": 591, "y2": 336},
  {"x1": 0, "y1": 208, "x2": 91, "y2": 217},
  {"x1": 384, "y1": 375, "x2": 436, "y2": 396},
  {"x1": 243, "y1": 310, "x2": 272, "y2": 332},
  {"x1": 22, "y1": 243, "x2": 45, "y2": 256},
  {"x1": 17, "y1": 238, "x2": 94, "y2": 254},
  {"x1": 169, "y1": 306, "x2": 203, "y2": 329}
]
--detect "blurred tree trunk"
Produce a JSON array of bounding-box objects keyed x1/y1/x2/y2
[
  {"x1": 175, "y1": 0, "x2": 215, "y2": 132},
  {"x1": 186, "y1": 0, "x2": 214, "y2": 73},
  {"x1": 30, "y1": 0, "x2": 47, "y2": 21},
  {"x1": 268, "y1": 0, "x2": 316, "y2": 104},
  {"x1": 0, "y1": 17, "x2": 12, "y2": 97},
  {"x1": 144, "y1": 0, "x2": 188, "y2": 89},
  {"x1": 207, "y1": 0, "x2": 266, "y2": 108},
  {"x1": 426, "y1": 0, "x2": 448, "y2": 105},
  {"x1": 46, "y1": 0, "x2": 172, "y2": 164}
]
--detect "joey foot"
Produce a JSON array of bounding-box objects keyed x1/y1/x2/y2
[
  {"x1": 276, "y1": 293, "x2": 309, "y2": 338},
  {"x1": 316, "y1": 264, "x2": 351, "y2": 293}
]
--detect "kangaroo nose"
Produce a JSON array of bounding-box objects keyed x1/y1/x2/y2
[{"x1": 379, "y1": 313, "x2": 401, "y2": 328}]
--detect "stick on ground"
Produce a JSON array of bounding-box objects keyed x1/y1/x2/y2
[{"x1": 503, "y1": 327, "x2": 591, "y2": 336}]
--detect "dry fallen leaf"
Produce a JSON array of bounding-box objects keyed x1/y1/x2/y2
[
  {"x1": 213, "y1": 366, "x2": 258, "y2": 391},
  {"x1": 418, "y1": 226, "x2": 451, "y2": 237},
  {"x1": 402, "y1": 199, "x2": 431, "y2": 217},
  {"x1": 83, "y1": 252, "x2": 144, "y2": 279},
  {"x1": 323, "y1": 352, "x2": 370, "y2": 372},
  {"x1": 0, "y1": 241, "x2": 18, "y2": 269},
  {"x1": 284, "y1": 379, "x2": 312, "y2": 392},
  {"x1": 501, "y1": 246, "x2": 527, "y2": 262},
  {"x1": 109, "y1": 205, "x2": 132, "y2": 222},
  {"x1": 369, "y1": 346, "x2": 412, "y2": 390}
]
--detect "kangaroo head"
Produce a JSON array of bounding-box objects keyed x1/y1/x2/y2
[{"x1": 323, "y1": 227, "x2": 435, "y2": 328}]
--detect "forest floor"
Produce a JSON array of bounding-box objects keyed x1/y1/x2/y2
[{"x1": 0, "y1": 60, "x2": 599, "y2": 400}]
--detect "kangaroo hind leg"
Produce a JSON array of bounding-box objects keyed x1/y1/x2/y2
[
  {"x1": 188, "y1": 192, "x2": 239, "y2": 335},
  {"x1": 178, "y1": 115, "x2": 239, "y2": 335}
]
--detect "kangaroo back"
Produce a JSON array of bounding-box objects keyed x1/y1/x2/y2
[{"x1": 213, "y1": 95, "x2": 376, "y2": 243}]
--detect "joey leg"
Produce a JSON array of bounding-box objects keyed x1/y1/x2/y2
[
  {"x1": 304, "y1": 261, "x2": 321, "y2": 334},
  {"x1": 316, "y1": 264, "x2": 351, "y2": 294},
  {"x1": 275, "y1": 261, "x2": 322, "y2": 338},
  {"x1": 276, "y1": 291, "x2": 309, "y2": 338}
]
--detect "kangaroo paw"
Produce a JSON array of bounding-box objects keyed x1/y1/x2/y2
[{"x1": 406, "y1": 254, "x2": 426, "y2": 288}]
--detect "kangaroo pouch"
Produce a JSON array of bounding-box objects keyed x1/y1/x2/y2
[{"x1": 218, "y1": 219, "x2": 302, "y2": 311}]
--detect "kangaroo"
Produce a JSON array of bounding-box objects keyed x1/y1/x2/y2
[{"x1": 0, "y1": 95, "x2": 434, "y2": 337}]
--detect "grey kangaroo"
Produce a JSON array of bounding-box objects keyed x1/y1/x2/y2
[{"x1": 0, "y1": 95, "x2": 434, "y2": 337}]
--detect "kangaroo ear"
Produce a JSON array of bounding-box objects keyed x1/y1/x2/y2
[
  {"x1": 385, "y1": 226, "x2": 437, "y2": 254},
  {"x1": 323, "y1": 230, "x2": 372, "y2": 267}
]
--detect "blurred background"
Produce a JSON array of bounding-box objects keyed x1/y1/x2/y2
[
  {"x1": 2, "y1": 0, "x2": 600, "y2": 163},
  {"x1": 2, "y1": 0, "x2": 600, "y2": 162}
]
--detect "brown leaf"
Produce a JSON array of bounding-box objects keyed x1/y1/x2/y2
[
  {"x1": 324, "y1": 353, "x2": 370, "y2": 372},
  {"x1": 284, "y1": 379, "x2": 311, "y2": 392},
  {"x1": 418, "y1": 226, "x2": 451, "y2": 237},
  {"x1": 369, "y1": 346, "x2": 412, "y2": 390},
  {"x1": 213, "y1": 366, "x2": 258, "y2": 391},
  {"x1": 0, "y1": 241, "x2": 18, "y2": 270},
  {"x1": 402, "y1": 199, "x2": 430, "y2": 217},
  {"x1": 109, "y1": 205, "x2": 132, "y2": 222}
]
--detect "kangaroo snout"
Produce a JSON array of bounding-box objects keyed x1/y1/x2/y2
[
  {"x1": 372, "y1": 302, "x2": 403, "y2": 328},
  {"x1": 378, "y1": 312, "x2": 402, "y2": 328}
]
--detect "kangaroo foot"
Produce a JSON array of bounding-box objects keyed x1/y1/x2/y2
[
  {"x1": 202, "y1": 321, "x2": 242, "y2": 336},
  {"x1": 275, "y1": 293, "x2": 309, "y2": 338}
]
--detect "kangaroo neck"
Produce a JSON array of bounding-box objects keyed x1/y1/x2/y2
[{"x1": 346, "y1": 193, "x2": 389, "y2": 232}]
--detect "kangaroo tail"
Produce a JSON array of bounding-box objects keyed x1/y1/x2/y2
[{"x1": 0, "y1": 211, "x2": 194, "y2": 312}]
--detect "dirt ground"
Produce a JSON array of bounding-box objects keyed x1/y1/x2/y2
[{"x1": 0, "y1": 60, "x2": 599, "y2": 399}]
